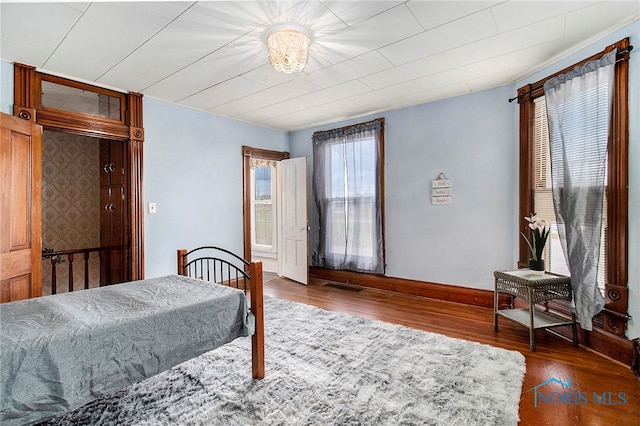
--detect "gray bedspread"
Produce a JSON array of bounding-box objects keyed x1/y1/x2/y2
[{"x1": 0, "y1": 274, "x2": 254, "y2": 425}]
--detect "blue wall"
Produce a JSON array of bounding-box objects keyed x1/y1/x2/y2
[
  {"x1": 289, "y1": 86, "x2": 515, "y2": 291},
  {"x1": 0, "y1": 60, "x2": 13, "y2": 114},
  {"x1": 143, "y1": 98, "x2": 288, "y2": 278}
]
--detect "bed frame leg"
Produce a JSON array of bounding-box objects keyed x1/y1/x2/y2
[
  {"x1": 177, "y1": 249, "x2": 187, "y2": 275},
  {"x1": 250, "y1": 261, "x2": 265, "y2": 379}
]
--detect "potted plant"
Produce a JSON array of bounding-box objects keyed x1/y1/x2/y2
[{"x1": 521, "y1": 213, "x2": 551, "y2": 275}]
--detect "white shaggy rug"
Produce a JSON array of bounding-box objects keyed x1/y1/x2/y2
[{"x1": 43, "y1": 296, "x2": 526, "y2": 425}]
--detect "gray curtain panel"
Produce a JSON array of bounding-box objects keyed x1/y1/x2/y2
[
  {"x1": 312, "y1": 120, "x2": 383, "y2": 274},
  {"x1": 544, "y1": 49, "x2": 616, "y2": 330}
]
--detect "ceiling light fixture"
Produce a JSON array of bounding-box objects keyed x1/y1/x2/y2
[{"x1": 266, "y1": 25, "x2": 311, "y2": 74}]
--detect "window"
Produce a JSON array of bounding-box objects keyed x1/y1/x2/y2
[
  {"x1": 312, "y1": 118, "x2": 385, "y2": 274},
  {"x1": 241, "y1": 146, "x2": 289, "y2": 262},
  {"x1": 251, "y1": 161, "x2": 277, "y2": 252},
  {"x1": 41, "y1": 79, "x2": 122, "y2": 120},
  {"x1": 517, "y1": 39, "x2": 630, "y2": 336},
  {"x1": 38, "y1": 73, "x2": 126, "y2": 124},
  {"x1": 532, "y1": 97, "x2": 606, "y2": 293}
]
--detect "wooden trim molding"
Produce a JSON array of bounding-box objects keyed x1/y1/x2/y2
[
  {"x1": 517, "y1": 97, "x2": 534, "y2": 267},
  {"x1": 605, "y1": 39, "x2": 630, "y2": 336},
  {"x1": 632, "y1": 338, "x2": 640, "y2": 377},
  {"x1": 13, "y1": 63, "x2": 37, "y2": 122},
  {"x1": 19, "y1": 69, "x2": 131, "y2": 139},
  {"x1": 127, "y1": 93, "x2": 144, "y2": 280},
  {"x1": 515, "y1": 38, "x2": 631, "y2": 363},
  {"x1": 13, "y1": 62, "x2": 145, "y2": 282},
  {"x1": 129, "y1": 126, "x2": 144, "y2": 141},
  {"x1": 310, "y1": 267, "x2": 511, "y2": 309},
  {"x1": 35, "y1": 109, "x2": 130, "y2": 140}
]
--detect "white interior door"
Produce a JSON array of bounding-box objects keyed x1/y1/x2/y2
[{"x1": 277, "y1": 157, "x2": 308, "y2": 284}]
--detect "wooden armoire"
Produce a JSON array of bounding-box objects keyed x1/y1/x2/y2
[{"x1": 100, "y1": 139, "x2": 127, "y2": 286}]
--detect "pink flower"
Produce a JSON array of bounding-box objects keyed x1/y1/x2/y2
[{"x1": 521, "y1": 213, "x2": 551, "y2": 261}]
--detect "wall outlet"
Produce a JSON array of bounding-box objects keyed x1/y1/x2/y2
[{"x1": 148, "y1": 202, "x2": 157, "y2": 214}]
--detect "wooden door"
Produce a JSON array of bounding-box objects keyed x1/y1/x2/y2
[
  {"x1": 277, "y1": 157, "x2": 308, "y2": 284},
  {"x1": 0, "y1": 112, "x2": 42, "y2": 302}
]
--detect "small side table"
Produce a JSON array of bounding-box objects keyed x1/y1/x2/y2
[{"x1": 493, "y1": 269, "x2": 578, "y2": 351}]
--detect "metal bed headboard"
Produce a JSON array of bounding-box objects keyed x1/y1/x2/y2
[{"x1": 178, "y1": 246, "x2": 250, "y2": 294}]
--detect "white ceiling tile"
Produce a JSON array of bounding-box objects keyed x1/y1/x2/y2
[
  {"x1": 270, "y1": 1, "x2": 347, "y2": 32},
  {"x1": 260, "y1": 99, "x2": 361, "y2": 130},
  {"x1": 144, "y1": 44, "x2": 266, "y2": 101},
  {"x1": 180, "y1": 77, "x2": 268, "y2": 110},
  {"x1": 448, "y1": 55, "x2": 511, "y2": 80},
  {"x1": 41, "y1": 2, "x2": 194, "y2": 80},
  {"x1": 210, "y1": 77, "x2": 320, "y2": 118},
  {"x1": 504, "y1": 35, "x2": 584, "y2": 75},
  {"x1": 209, "y1": 97, "x2": 264, "y2": 118},
  {"x1": 564, "y1": 1, "x2": 640, "y2": 38},
  {"x1": 295, "y1": 80, "x2": 372, "y2": 108},
  {"x1": 242, "y1": 64, "x2": 297, "y2": 87},
  {"x1": 385, "y1": 83, "x2": 468, "y2": 109},
  {"x1": 0, "y1": 2, "x2": 81, "y2": 53},
  {"x1": 230, "y1": 27, "x2": 270, "y2": 57},
  {"x1": 98, "y1": 41, "x2": 197, "y2": 92},
  {"x1": 43, "y1": 35, "x2": 127, "y2": 82},
  {"x1": 465, "y1": 68, "x2": 520, "y2": 92},
  {"x1": 304, "y1": 38, "x2": 357, "y2": 70},
  {"x1": 186, "y1": 1, "x2": 278, "y2": 29},
  {"x1": 61, "y1": 2, "x2": 90, "y2": 13},
  {"x1": 349, "y1": 81, "x2": 423, "y2": 107},
  {"x1": 321, "y1": 5, "x2": 423, "y2": 59},
  {"x1": 378, "y1": 9, "x2": 498, "y2": 65},
  {"x1": 62, "y1": 2, "x2": 192, "y2": 57},
  {"x1": 414, "y1": 56, "x2": 509, "y2": 91},
  {"x1": 419, "y1": 84, "x2": 471, "y2": 104},
  {"x1": 414, "y1": 70, "x2": 464, "y2": 92},
  {"x1": 322, "y1": 1, "x2": 404, "y2": 26},
  {"x1": 154, "y1": 3, "x2": 261, "y2": 60},
  {"x1": 408, "y1": 1, "x2": 498, "y2": 30},
  {"x1": 234, "y1": 100, "x2": 302, "y2": 123},
  {"x1": 223, "y1": 0, "x2": 300, "y2": 25},
  {"x1": 490, "y1": 1, "x2": 593, "y2": 33},
  {"x1": 359, "y1": 53, "x2": 453, "y2": 90},
  {"x1": 0, "y1": 38, "x2": 52, "y2": 68},
  {"x1": 304, "y1": 51, "x2": 394, "y2": 88},
  {"x1": 442, "y1": 16, "x2": 566, "y2": 68},
  {"x1": 241, "y1": 77, "x2": 322, "y2": 107}
]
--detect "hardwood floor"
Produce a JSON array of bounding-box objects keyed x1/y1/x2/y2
[{"x1": 263, "y1": 276, "x2": 639, "y2": 426}]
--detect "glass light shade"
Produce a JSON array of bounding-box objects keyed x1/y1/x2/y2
[{"x1": 266, "y1": 25, "x2": 310, "y2": 73}]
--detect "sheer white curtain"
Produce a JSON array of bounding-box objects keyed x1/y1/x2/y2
[
  {"x1": 312, "y1": 120, "x2": 383, "y2": 273},
  {"x1": 544, "y1": 50, "x2": 616, "y2": 330}
]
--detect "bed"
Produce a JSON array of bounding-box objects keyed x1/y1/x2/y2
[{"x1": 0, "y1": 246, "x2": 264, "y2": 425}]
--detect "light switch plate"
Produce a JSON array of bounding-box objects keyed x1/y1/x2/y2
[{"x1": 148, "y1": 202, "x2": 157, "y2": 214}]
